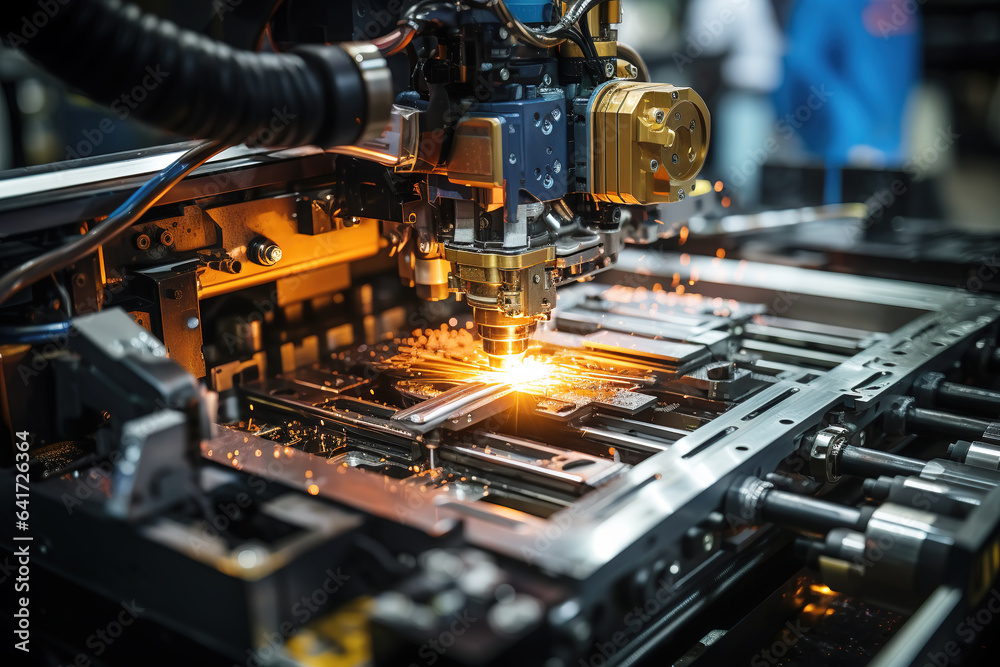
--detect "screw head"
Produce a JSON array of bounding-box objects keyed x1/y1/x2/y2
[
  {"x1": 689, "y1": 120, "x2": 696, "y2": 131},
  {"x1": 552, "y1": 160, "x2": 562, "y2": 174},
  {"x1": 508, "y1": 153, "x2": 517, "y2": 164},
  {"x1": 678, "y1": 189, "x2": 686, "y2": 200},
  {"x1": 604, "y1": 62, "x2": 615, "y2": 78},
  {"x1": 612, "y1": 207, "x2": 622, "y2": 222},
  {"x1": 672, "y1": 153, "x2": 679, "y2": 164},
  {"x1": 135, "y1": 234, "x2": 151, "y2": 250},
  {"x1": 671, "y1": 91, "x2": 679, "y2": 99},
  {"x1": 159, "y1": 230, "x2": 173, "y2": 246},
  {"x1": 541, "y1": 119, "x2": 553, "y2": 135},
  {"x1": 542, "y1": 73, "x2": 552, "y2": 86},
  {"x1": 533, "y1": 275, "x2": 540, "y2": 284},
  {"x1": 649, "y1": 159, "x2": 659, "y2": 172},
  {"x1": 498, "y1": 27, "x2": 509, "y2": 40},
  {"x1": 654, "y1": 109, "x2": 665, "y2": 124},
  {"x1": 543, "y1": 174, "x2": 554, "y2": 189},
  {"x1": 499, "y1": 68, "x2": 510, "y2": 81},
  {"x1": 551, "y1": 107, "x2": 561, "y2": 121}
]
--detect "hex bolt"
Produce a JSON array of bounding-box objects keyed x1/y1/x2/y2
[{"x1": 134, "y1": 234, "x2": 151, "y2": 250}]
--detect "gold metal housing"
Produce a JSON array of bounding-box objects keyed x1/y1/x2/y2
[
  {"x1": 589, "y1": 82, "x2": 710, "y2": 205},
  {"x1": 445, "y1": 246, "x2": 555, "y2": 368}
]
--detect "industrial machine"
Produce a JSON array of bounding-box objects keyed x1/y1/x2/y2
[{"x1": 1, "y1": 1, "x2": 999, "y2": 666}]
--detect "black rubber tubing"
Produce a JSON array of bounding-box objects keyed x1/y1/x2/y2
[{"x1": 1, "y1": 0, "x2": 367, "y2": 148}]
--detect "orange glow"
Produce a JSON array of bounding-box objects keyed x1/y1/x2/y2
[
  {"x1": 680, "y1": 253, "x2": 690, "y2": 266},
  {"x1": 714, "y1": 181, "x2": 723, "y2": 192},
  {"x1": 810, "y1": 584, "x2": 836, "y2": 595},
  {"x1": 721, "y1": 196, "x2": 731, "y2": 208},
  {"x1": 716, "y1": 248, "x2": 726, "y2": 259},
  {"x1": 676, "y1": 284, "x2": 685, "y2": 295},
  {"x1": 679, "y1": 226, "x2": 689, "y2": 245},
  {"x1": 307, "y1": 484, "x2": 319, "y2": 495}
]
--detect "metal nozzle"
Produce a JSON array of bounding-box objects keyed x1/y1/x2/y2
[{"x1": 474, "y1": 308, "x2": 536, "y2": 369}]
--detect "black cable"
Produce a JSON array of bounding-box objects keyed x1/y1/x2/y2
[
  {"x1": 2, "y1": 0, "x2": 375, "y2": 148},
  {"x1": 0, "y1": 140, "x2": 226, "y2": 308},
  {"x1": 577, "y1": 16, "x2": 604, "y2": 79}
]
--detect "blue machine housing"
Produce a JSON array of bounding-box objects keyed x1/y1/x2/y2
[{"x1": 502, "y1": 0, "x2": 554, "y2": 23}]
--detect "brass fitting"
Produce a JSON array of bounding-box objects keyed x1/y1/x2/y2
[
  {"x1": 588, "y1": 81, "x2": 710, "y2": 205},
  {"x1": 445, "y1": 246, "x2": 555, "y2": 368}
]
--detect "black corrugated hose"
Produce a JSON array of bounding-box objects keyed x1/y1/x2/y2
[{"x1": 1, "y1": 0, "x2": 370, "y2": 148}]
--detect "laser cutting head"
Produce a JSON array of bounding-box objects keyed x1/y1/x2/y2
[
  {"x1": 444, "y1": 246, "x2": 555, "y2": 369},
  {"x1": 474, "y1": 308, "x2": 536, "y2": 368},
  {"x1": 376, "y1": 4, "x2": 709, "y2": 371}
]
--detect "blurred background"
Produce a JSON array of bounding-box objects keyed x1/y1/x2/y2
[{"x1": 2, "y1": 0, "x2": 999, "y2": 232}]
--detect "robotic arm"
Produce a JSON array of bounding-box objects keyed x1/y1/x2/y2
[{"x1": 0, "y1": 0, "x2": 709, "y2": 368}]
